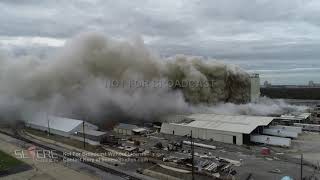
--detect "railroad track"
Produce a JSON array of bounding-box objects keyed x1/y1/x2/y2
[{"x1": 0, "y1": 129, "x2": 142, "y2": 180}]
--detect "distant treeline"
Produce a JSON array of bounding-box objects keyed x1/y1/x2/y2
[{"x1": 261, "y1": 87, "x2": 320, "y2": 100}]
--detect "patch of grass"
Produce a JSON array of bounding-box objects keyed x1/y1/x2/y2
[{"x1": 0, "y1": 150, "x2": 23, "y2": 171}]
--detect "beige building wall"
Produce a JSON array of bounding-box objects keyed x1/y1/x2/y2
[
  {"x1": 114, "y1": 127, "x2": 132, "y2": 135},
  {"x1": 250, "y1": 73, "x2": 261, "y2": 102}
]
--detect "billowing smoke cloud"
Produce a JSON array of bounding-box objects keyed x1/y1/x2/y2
[
  {"x1": 192, "y1": 97, "x2": 308, "y2": 116},
  {"x1": 0, "y1": 32, "x2": 306, "y2": 124}
]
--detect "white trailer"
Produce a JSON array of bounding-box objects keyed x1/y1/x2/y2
[
  {"x1": 269, "y1": 125, "x2": 302, "y2": 134},
  {"x1": 263, "y1": 128, "x2": 298, "y2": 138},
  {"x1": 294, "y1": 123, "x2": 320, "y2": 132},
  {"x1": 250, "y1": 135, "x2": 291, "y2": 147}
]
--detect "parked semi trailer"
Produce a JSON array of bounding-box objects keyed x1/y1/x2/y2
[
  {"x1": 269, "y1": 125, "x2": 302, "y2": 134},
  {"x1": 263, "y1": 128, "x2": 298, "y2": 138},
  {"x1": 294, "y1": 123, "x2": 320, "y2": 132},
  {"x1": 250, "y1": 134, "x2": 291, "y2": 147}
]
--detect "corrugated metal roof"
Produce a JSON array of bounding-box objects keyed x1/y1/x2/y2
[
  {"x1": 277, "y1": 113, "x2": 311, "y2": 121},
  {"x1": 171, "y1": 113, "x2": 274, "y2": 134},
  {"x1": 82, "y1": 129, "x2": 106, "y2": 136},
  {"x1": 297, "y1": 113, "x2": 311, "y2": 119},
  {"x1": 26, "y1": 113, "x2": 83, "y2": 133}
]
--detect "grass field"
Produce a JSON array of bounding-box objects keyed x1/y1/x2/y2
[{"x1": 0, "y1": 150, "x2": 23, "y2": 171}]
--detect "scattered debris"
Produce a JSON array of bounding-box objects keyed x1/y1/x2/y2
[
  {"x1": 183, "y1": 141, "x2": 216, "y2": 150},
  {"x1": 261, "y1": 147, "x2": 271, "y2": 155},
  {"x1": 154, "y1": 142, "x2": 163, "y2": 149},
  {"x1": 269, "y1": 168, "x2": 281, "y2": 174},
  {"x1": 273, "y1": 156, "x2": 280, "y2": 160}
]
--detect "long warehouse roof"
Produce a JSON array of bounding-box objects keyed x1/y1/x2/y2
[
  {"x1": 167, "y1": 113, "x2": 275, "y2": 134},
  {"x1": 26, "y1": 113, "x2": 83, "y2": 132}
]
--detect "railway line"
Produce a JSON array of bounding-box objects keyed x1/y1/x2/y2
[{"x1": 0, "y1": 129, "x2": 143, "y2": 180}]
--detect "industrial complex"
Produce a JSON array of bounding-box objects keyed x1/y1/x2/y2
[
  {"x1": 3, "y1": 1, "x2": 320, "y2": 179},
  {"x1": 160, "y1": 112, "x2": 311, "y2": 147},
  {"x1": 1, "y1": 72, "x2": 320, "y2": 180},
  {"x1": 23, "y1": 111, "x2": 312, "y2": 148},
  {"x1": 9, "y1": 107, "x2": 318, "y2": 180}
]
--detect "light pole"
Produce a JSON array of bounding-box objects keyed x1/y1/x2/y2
[
  {"x1": 190, "y1": 130, "x2": 195, "y2": 180},
  {"x1": 182, "y1": 131, "x2": 195, "y2": 180},
  {"x1": 83, "y1": 121, "x2": 86, "y2": 149},
  {"x1": 301, "y1": 153, "x2": 303, "y2": 180},
  {"x1": 47, "y1": 112, "x2": 50, "y2": 136}
]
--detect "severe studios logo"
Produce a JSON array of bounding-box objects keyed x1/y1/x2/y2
[{"x1": 15, "y1": 145, "x2": 59, "y2": 162}]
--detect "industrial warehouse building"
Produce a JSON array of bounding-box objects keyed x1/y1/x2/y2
[
  {"x1": 25, "y1": 113, "x2": 98, "y2": 137},
  {"x1": 113, "y1": 123, "x2": 138, "y2": 135},
  {"x1": 113, "y1": 123, "x2": 146, "y2": 135},
  {"x1": 161, "y1": 114, "x2": 275, "y2": 145}
]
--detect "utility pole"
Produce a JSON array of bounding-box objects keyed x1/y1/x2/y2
[
  {"x1": 83, "y1": 121, "x2": 86, "y2": 149},
  {"x1": 301, "y1": 153, "x2": 303, "y2": 180},
  {"x1": 47, "y1": 112, "x2": 50, "y2": 136},
  {"x1": 191, "y1": 130, "x2": 195, "y2": 180}
]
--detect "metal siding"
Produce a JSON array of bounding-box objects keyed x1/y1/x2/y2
[
  {"x1": 236, "y1": 134, "x2": 243, "y2": 145},
  {"x1": 161, "y1": 123, "x2": 244, "y2": 145},
  {"x1": 175, "y1": 125, "x2": 191, "y2": 136},
  {"x1": 198, "y1": 129, "x2": 206, "y2": 139},
  {"x1": 185, "y1": 114, "x2": 274, "y2": 134},
  {"x1": 222, "y1": 135, "x2": 233, "y2": 144}
]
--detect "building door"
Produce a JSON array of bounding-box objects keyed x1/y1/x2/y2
[{"x1": 233, "y1": 136, "x2": 236, "y2": 144}]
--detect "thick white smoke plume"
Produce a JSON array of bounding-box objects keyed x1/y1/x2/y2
[
  {"x1": 192, "y1": 97, "x2": 308, "y2": 116},
  {"x1": 0, "y1": 32, "x2": 306, "y2": 124}
]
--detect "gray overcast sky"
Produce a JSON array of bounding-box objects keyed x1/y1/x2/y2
[{"x1": 0, "y1": 0, "x2": 320, "y2": 84}]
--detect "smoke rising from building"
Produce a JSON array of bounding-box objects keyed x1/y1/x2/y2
[
  {"x1": 0, "y1": 32, "x2": 306, "y2": 123},
  {"x1": 192, "y1": 97, "x2": 308, "y2": 116}
]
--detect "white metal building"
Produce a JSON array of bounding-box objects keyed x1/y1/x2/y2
[
  {"x1": 160, "y1": 114, "x2": 274, "y2": 145},
  {"x1": 25, "y1": 113, "x2": 98, "y2": 137}
]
